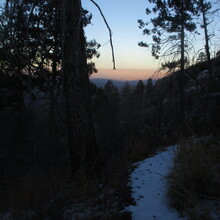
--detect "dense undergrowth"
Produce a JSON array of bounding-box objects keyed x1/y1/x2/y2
[{"x1": 168, "y1": 136, "x2": 220, "y2": 219}]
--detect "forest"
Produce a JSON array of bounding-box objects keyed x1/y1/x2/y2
[{"x1": 0, "y1": 0, "x2": 220, "y2": 219}]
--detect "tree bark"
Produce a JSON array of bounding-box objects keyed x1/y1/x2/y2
[
  {"x1": 180, "y1": 6, "x2": 185, "y2": 123},
  {"x1": 62, "y1": 0, "x2": 100, "y2": 177},
  {"x1": 200, "y1": 0, "x2": 212, "y2": 91}
]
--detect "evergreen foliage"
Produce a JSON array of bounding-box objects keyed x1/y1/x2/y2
[{"x1": 138, "y1": 0, "x2": 198, "y2": 63}]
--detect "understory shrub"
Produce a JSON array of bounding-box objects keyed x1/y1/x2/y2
[{"x1": 167, "y1": 136, "x2": 220, "y2": 218}]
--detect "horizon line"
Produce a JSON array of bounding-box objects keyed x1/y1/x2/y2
[{"x1": 90, "y1": 68, "x2": 163, "y2": 81}]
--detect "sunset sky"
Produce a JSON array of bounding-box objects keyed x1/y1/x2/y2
[
  {"x1": 81, "y1": 0, "x2": 159, "y2": 80},
  {"x1": 0, "y1": 0, "x2": 219, "y2": 80},
  {"x1": 82, "y1": 0, "x2": 220, "y2": 81}
]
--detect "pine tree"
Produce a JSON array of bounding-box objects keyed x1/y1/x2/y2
[
  {"x1": 134, "y1": 80, "x2": 145, "y2": 109},
  {"x1": 145, "y1": 78, "x2": 154, "y2": 96},
  {"x1": 138, "y1": 0, "x2": 198, "y2": 121},
  {"x1": 197, "y1": 0, "x2": 213, "y2": 90}
]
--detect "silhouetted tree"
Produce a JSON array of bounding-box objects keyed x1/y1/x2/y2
[
  {"x1": 134, "y1": 80, "x2": 145, "y2": 109},
  {"x1": 121, "y1": 81, "x2": 132, "y2": 112},
  {"x1": 62, "y1": 0, "x2": 100, "y2": 177},
  {"x1": 145, "y1": 78, "x2": 154, "y2": 96},
  {"x1": 197, "y1": 0, "x2": 213, "y2": 89},
  {"x1": 103, "y1": 80, "x2": 120, "y2": 132},
  {"x1": 145, "y1": 78, "x2": 154, "y2": 106},
  {"x1": 138, "y1": 0, "x2": 198, "y2": 122},
  {"x1": 120, "y1": 81, "x2": 134, "y2": 135}
]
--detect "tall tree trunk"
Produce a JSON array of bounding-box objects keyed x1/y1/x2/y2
[
  {"x1": 200, "y1": 0, "x2": 212, "y2": 91},
  {"x1": 49, "y1": 47, "x2": 57, "y2": 134},
  {"x1": 180, "y1": 3, "x2": 185, "y2": 123},
  {"x1": 62, "y1": 0, "x2": 100, "y2": 177},
  {"x1": 50, "y1": 12, "x2": 59, "y2": 134}
]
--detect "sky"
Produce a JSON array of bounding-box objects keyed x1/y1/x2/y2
[
  {"x1": 81, "y1": 0, "x2": 220, "y2": 81},
  {"x1": 0, "y1": 0, "x2": 219, "y2": 80},
  {"x1": 81, "y1": 0, "x2": 159, "y2": 80}
]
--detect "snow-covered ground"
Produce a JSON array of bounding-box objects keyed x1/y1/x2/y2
[{"x1": 127, "y1": 146, "x2": 185, "y2": 220}]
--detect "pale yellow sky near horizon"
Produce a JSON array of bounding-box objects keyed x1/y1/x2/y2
[
  {"x1": 90, "y1": 68, "x2": 162, "y2": 81},
  {"x1": 83, "y1": 0, "x2": 162, "y2": 80}
]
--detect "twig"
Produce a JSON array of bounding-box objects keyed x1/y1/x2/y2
[{"x1": 89, "y1": 0, "x2": 116, "y2": 70}]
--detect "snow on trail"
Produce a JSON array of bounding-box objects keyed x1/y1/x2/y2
[{"x1": 127, "y1": 146, "x2": 185, "y2": 220}]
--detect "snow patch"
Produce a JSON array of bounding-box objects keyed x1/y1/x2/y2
[{"x1": 126, "y1": 146, "x2": 185, "y2": 220}]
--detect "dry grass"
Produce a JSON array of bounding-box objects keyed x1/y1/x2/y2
[{"x1": 167, "y1": 136, "x2": 220, "y2": 218}]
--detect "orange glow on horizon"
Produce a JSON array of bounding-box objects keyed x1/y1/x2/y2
[{"x1": 90, "y1": 68, "x2": 164, "y2": 81}]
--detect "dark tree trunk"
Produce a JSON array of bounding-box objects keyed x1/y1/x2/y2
[
  {"x1": 180, "y1": 0, "x2": 185, "y2": 124},
  {"x1": 180, "y1": 23, "x2": 185, "y2": 121},
  {"x1": 49, "y1": 49, "x2": 57, "y2": 134},
  {"x1": 200, "y1": 0, "x2": 212, "y2": 91},
  {"x1": 62, "y1": 0, "x2": 100, "y2": 177}
]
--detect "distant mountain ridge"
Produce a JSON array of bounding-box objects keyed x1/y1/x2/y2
[{"x1": 90, "y1": 78, "x2": 150, "y2": 88}]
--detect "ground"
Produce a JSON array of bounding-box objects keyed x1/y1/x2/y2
[{"x1": 126, "y1": 146, "x2": 185, "y2": 220}]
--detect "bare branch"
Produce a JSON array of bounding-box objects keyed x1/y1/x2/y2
[{"x1": 89, "y1": 0, "x2": 116, "y2": 70}]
